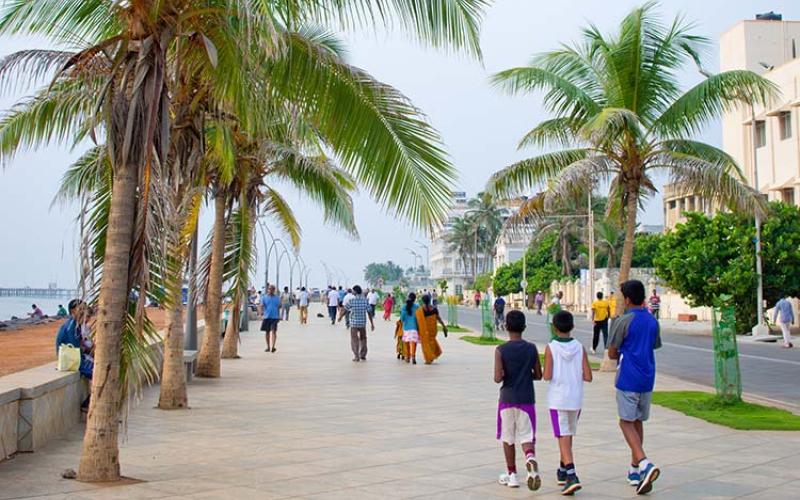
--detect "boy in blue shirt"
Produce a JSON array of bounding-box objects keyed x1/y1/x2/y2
[{"x1": 608, "y1": 280, "x2": 662, "y2": 495}]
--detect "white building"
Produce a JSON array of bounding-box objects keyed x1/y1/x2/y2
[{"x1": 664, "y1": 14, "x2": 800, "y2": 229}]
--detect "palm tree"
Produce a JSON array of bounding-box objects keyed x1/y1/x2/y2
[
  {"x1": 487, "y1": 1, "x2": 775, "y2": 283},
  {"x1": 445, "y1": 216, "x2": 475, "y2": 278},
  {"x1": 466, "y1": 191, "x2": 504, "y2": 275},
  {"x1": 594, "y1": 219, "x2": 625, "y2": 269},
  {"x1": 0, "y1": 0, "x2": 489, "y2": 482}
]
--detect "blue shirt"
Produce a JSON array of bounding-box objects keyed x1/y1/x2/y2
[
  {"x1": 261, "y1": 294, "x2": 280, "y2": 319},
  {"x1": 609, "y1": 308, "x2": 662, "y2": 393},
  {"x1": 400, "y1": 303, "x2": 420, "y2": 331},
  {"x1": 773, "y1": 298, "x2": 794, "y2": 324},
  {"x1": 55, "y1": 317, "x2": 80, "y2": 353}
]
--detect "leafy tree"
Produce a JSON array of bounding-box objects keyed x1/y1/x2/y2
[
  {"x1": 655, "y1": 203, "x2": 800, "y2": 333},
  {"x1": 632, "y1": 232, "x2": 663, "y2": 268},
  {"x1": 364, "y1": 261, "x2": 405, "y2": 286},
  {"x1": 473, "y1": 272, "x2": 492, "y2": 292},
  {"x1": 492, "y1": 233, "x2": 564, "y2": 296},
  {"x1": 488, "y1": 1, "x2": 773, "y2": 285}
]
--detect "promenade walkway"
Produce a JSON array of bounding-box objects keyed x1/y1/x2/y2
[{"x1": 1, "y1": 304, "x2": 798, "y2": 499}]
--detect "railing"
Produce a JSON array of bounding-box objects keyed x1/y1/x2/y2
[{"x1": 0, "y1": 288, "x2": 78, "y2": 298}]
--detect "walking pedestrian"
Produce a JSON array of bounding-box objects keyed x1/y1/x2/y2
[
  {"x1": 259, "y1": 285, "x2": 281, "y2": 353},
  {"x1": 494, "y1": 310, "x2": 542, "y2": 491},
  {"x1": 648, "y1": 290, "x2": 661, "y2": 320},
  {"x1": 474, "y1": 290, "x2": 482, "y2": 308},
  {"x1": 590, "y1": 291, "x2": 610, "y2": 354},
  {"x1": 341, "y1": 288, "x2": 355, "y2": 328},
  {"x1": 366, "y1": 288, "x2": 379, "y2": 320},
  {"x1": 494, "y1": 294, "x2": 506, "y2": 330},
  {"x1": 543, "y1": 310, "x2": 592, "y2": 495},
  {"x1": 339, "y1": 285, "x2": 373, "y2": 362},
  {"x1": 608, "y1": 280, "x2": 662, "y2": 495},
  {"x1": 280, "y1": 286, "x2": 292, "y2": 321},
  {"x1": 417, "y1": 293, "x2": 447, "y2": 364},
  {"x1": 773, "y1": 295, "x2": 795, "y2": 348},
  {"x1": 297, "y1": 286, "x2": 309, "y2": 324},
  {"x1": 400, "y1": 292, "x2": 420, "y2": 364},
  {"x1": 534, "y1": 291, "x2": 544, "y2": 315},
  {"x1": 382, "y1": 293, "x2": 394, "y2": 321},
  {"x1": 327, "y1": 286, "x2": 339, "y2": 325},
  {"x1": 432, "y1": 289, "x2": 439, "y2": 307}
]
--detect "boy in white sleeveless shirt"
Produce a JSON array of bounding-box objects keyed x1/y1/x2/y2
[{"x1": 544, "y1": 310, "x2": 592, "y2": 495}]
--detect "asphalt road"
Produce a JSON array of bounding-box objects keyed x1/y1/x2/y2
[{"x1": 446, "y1": 305, "x2": 800, "y2": 410}]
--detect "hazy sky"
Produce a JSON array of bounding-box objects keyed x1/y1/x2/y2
[{"x1": 1, "y1": 0, "x2": 799, "y2": 289}]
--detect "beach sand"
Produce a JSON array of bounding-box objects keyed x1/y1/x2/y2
[{"x1": 0, "y1": 308, "x2": 170, "y2": 377}]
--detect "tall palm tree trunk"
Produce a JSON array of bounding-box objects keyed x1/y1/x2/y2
[
  {"x1": 77, "y1": 163, "x2": 136, "y2": 482},
  {"x1": 197, "y1": 191, "x2": 225, "y2": 377},
  {"x1": 221, "y1": 303, "x2": 240, "y2": 358},
  {"x1": 158, "y1": 281, "x2": 188, "y2": 409},
  {"x1": 619, "y1": 190, "x2": 639, "y2": 284}
]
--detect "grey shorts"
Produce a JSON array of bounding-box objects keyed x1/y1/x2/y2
[{"x1": 616, "y1": 390, "x2": 652, "y2": 422}]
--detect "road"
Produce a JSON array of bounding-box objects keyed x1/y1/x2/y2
[{"x1": 446, "y1": 305, "x2": 800, "y2": 410}]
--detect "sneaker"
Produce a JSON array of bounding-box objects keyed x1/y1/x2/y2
[
  {"x1": 636, "y1": 463, "x2": 660, "y2": 495},
  {"x1": 591, "y1": 348, "x2": 596, "y2": 355},
  {"x1": 561, "y1": 474, "x2": 582, "y2": 496},
  {"x1": 271, "y1": 347, "x2": 276, "y2": 353},
  {"x1": 498, "y1": 472, "x2": 520, "y2": 488},
  {"x1": 557, "y1": 468, "x2": 568, "y2": 485},
  {"x1": 526, "y1": 457, "x2": 541, "y2": 491},
  {"x1": 352, "y1": 357, "x2": 360, "y2": 362},
  {"x1": 627, "y1": 471, "x2": 641, "y2": 486}
]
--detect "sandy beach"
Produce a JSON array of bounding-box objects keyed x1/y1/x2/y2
[{"x1": 0, "y1": 308, "x2": 170, "y2": 377}]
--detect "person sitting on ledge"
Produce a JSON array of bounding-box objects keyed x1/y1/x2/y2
[
  {"x1": 56, "y1": 304, "x2": 68, "y2": 318},
  {"x1": 55, "y1": 299, "x2": 94, "y2": 410},
  {"x1": 29, "y1": 304, "x2": 45, "y2": 320}
]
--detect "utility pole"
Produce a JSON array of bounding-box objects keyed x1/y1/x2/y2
[
  {"x1": 588, "y1": 179, "x2": 595, "y2": 319},
  {"x1": 751, "y1": 104, "x2": 768, "y2": 337}
]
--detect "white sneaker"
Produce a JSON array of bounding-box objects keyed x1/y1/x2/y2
[
  {"x1": 526, "y1": 457, "x2": 541, "y2": 491},
  {"x1": 591, "y1": 348, "x2": 596, "y2": 355},
  {"x1": 498, "y1": 472, "x2": 520, "y2": 488}
]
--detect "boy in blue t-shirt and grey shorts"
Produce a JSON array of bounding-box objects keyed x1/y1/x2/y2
[{"x1": 609, "y1": 279, "x2": 662, "y2": 495}]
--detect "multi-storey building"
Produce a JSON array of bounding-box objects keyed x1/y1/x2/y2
[{"x1": 663, "y1": 14, "x2": 800, "y2": 230}]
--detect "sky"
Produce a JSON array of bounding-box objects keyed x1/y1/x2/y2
[{"x1": 1, "y1": 0, "x2": 799, "y2": 289}]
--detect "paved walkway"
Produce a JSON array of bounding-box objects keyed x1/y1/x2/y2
[{"x1": 1, "y1": 304, "x2": 799, "y2": 499}]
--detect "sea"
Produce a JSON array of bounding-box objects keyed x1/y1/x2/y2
[{"x1": 0, "y1": 297, "x2": 69, "y2": 321}]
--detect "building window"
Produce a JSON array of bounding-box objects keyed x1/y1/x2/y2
[
  {"x1": 755, "y1": 120, "x2": 766, "y2": 148},
  {"x1": 782, "y1": 188, "x2": 795, "y2": 206},
  {"x1": 779, "y1": 112, "x2": 792, "y2": 140},
  {"x1": 455, "y1": 284, "x2": 463, "y2": 296},
  {"x1": 668, "y1": 200, "x2": 676, "y2": 209}
]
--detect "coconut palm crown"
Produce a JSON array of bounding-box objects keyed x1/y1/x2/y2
[{"x1": 486, "y1": 1, "x2": 776, "y2": 282}]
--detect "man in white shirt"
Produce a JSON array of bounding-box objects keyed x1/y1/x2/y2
[
  {"x1": 366, "y1": 288, "x2": 379, "y2": 319},
  {"x1": 327, "y1": 287, "x2": 340, "y2": 325},
  {"x1": 297, "y1": 287, "x2": 310, "y2": 324},
  {"x1": 341, "y1": 288, "x2": 356, "y2": 327}
]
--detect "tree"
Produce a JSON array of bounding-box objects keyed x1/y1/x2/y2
[
  {"x1": 655, "y1": 203, "x2": 800, "y2": 334},
  {"x1": 632, "y1": 232, "x2": 663, "y2": 268},
  {"x1": 467, "y1": 191, "x2": 505, "y2": 274},
  {"x1": 473, "y1": 272, "x2": 492, "y2": 292},
  {"x1": 595, "y1": 219, "x2": 624, "y2": 268},
  {"x1": 487, "y1": 1, "x2": 774, "y2": 285},
  {"x1": 0, "y1": 0, "x2": 490, "y2": 482},
  {"x1": 364, "y1": 261, "x2": 405, "y2": 286},
  {"x1": 445, "y1": 216, "x2": 475, "y2": 278},
  {"x1": 492, "y1": 233, "x2": 564, "y2": 297}
]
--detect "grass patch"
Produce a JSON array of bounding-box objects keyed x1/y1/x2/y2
[
  {"x1": 441, "y1": 324, "x2": 471, "y2": 333},
  {"x1": 461, "y1": 335, "x2": 505, "y2": 346},
  {"x1": 652, "y1": 391, "x2": 800, "y2": 431}
]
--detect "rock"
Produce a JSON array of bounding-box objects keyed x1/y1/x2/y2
[{"x1": 61, "y1": 469, "x2": 77, "y2": 479}]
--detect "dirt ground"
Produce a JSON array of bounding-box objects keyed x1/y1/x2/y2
[{"x1": 0, "y1": 308, "x2": 170, "y2": 377}]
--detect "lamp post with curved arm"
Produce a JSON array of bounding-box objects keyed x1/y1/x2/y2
[{"x1": 257, "y1": 220, "x2": 276, "y2": 292}]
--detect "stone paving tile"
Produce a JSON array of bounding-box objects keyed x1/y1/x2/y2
[{"x1": 2, "y1": 304, "x2": 800, "y2": 499}]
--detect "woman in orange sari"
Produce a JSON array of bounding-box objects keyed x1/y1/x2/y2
[
  {"x1": 394, "y1": 319, "x2": 407, "y2": 360},
  {"x1": 416, "y1": 294, "x2": 448, "y2": 364}
]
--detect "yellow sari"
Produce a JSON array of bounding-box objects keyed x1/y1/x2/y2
[
  {"x1": 416, "y1": 306, "x2": 443, "y2": 364},
  {"x1": 394, "y1": 320, "x2": 408, "y2": 359}
]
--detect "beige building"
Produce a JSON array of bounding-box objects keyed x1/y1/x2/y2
[{"x1": 664, "y1": 16, "x2": 800, "y2": 230}]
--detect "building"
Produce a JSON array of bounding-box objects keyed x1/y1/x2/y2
[
  {"x1": 429, "y1": 192, "x2": 532, "y2": 296},
  {"x1": 429, "y1": 192, "x2": 484, "y2": 296},
  {"x1": 663, "y1": 14, "x2": 800, "y2": 230}
]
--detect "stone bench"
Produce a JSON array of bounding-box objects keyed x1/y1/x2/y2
[{"x1": 183, "y1": 350, "x2": 198, "y2": 384}]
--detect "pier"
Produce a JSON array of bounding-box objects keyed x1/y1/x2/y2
[{"x1": 0, "y1": 288, "x2": 78, "y2": 298}]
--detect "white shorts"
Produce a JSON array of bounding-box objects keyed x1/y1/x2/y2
[
  {"x1": 497, "y1": 405, "x2": 536, "y2": 445},
  {"x1": 549, "y1": 409, "x2": 580, "y2": 437}
]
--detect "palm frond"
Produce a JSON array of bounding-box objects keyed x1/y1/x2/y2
[
  {"x1": 486, "y1": 149, "x2": 590, "y2": 199},
  {"x1": 262, "y1": 186, "x2": 301, "y2": 248}
]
